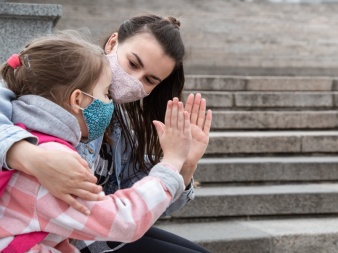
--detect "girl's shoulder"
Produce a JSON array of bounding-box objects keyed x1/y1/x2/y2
[{"x1": 38, "y1": 142, "x2": 77, "y2": 153}]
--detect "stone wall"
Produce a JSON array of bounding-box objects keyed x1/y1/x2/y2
[
  {"x1": 0, "y1": 2, "x2": 61, "y2": 63},
  {"x1": 3, "y1": 0, "x2": 338, "y2": 76}
]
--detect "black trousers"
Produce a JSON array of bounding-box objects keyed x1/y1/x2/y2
[{"x1": 78, "y1": 227, "x2": 211, "y2": 253}]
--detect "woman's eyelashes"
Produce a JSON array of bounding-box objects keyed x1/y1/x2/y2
[
  {"x1": 129, "y1": 60, "x2": 138, "y2": 69},
  {"x1": 128, "y1": 59, "x2": 156, "y2": 85},
  {"x1": 145, "y1": 77, "x2": 154, "y2": 85}
]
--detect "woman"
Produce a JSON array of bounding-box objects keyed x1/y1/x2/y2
[{"x1": 0, "y1": 15, "x2": 212, "y2": 252}]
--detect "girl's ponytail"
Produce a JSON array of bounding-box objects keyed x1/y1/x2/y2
[{"x1": 0, "y1": 55, "x2": 20, "y2": 89}]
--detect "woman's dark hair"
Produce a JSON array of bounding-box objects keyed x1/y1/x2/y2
[{"x1": 104, "y1": 14, "x2": 186, "y2": 175}]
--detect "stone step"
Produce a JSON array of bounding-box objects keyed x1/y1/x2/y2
[
  {"x1": 183, "y1": 91, "x2": 338, "y2": 109},
  {"x1": 155, "y1": 217, "x2": 338, "y2": 253},
  {"x1": 207, "y1": 131, "x2": 338, "y2": 155},
  {"x1": 194, "y1": 156, "x2": 338, "y2": 183},
  {"x1": 212, "y1": 110, "x2": 338, "y2": 130},
  {"x1": 185, "y1": 75, "x2": 336, "y2": 91},
  {"x1": 171, "y1": 183, "x2": 338, "y2": 218}
]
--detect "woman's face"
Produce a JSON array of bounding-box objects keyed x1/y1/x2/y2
[{"x1": 105, "y1": 33, "x2": 175, "y2": 94}]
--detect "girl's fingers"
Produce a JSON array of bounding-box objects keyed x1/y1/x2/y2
[
  {"x1": 203, "y1": 109, "x2": 213, "y2": 135},
  {"x1": 190, "y1": 93, "x2": 202, "y2": 125},
  {"x1": 177, "y1": 102, "x2": 184, "y2": 132},
  {"x1": 165, "y1": 100, "x2": 173, "y2": 127},
  {"x1": 153, "y1": 120, "x2": 165, "y2": 137},
  {"x1": 197, "y1": 98, "x2": 207, "y2": 128}
]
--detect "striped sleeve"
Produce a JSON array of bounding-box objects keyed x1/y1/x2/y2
[{"x1": 35, "y1": 143, "x2": 184, "y2": 243}]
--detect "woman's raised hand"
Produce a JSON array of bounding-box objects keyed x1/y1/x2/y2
[
  {"x1": 180, "y1": 93, "x2": 212, "y2": 186},
  {"x1": 153, "y1": 98, "x2": 192, "y2": 172}
]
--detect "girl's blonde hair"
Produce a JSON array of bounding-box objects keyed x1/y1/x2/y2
[{"x1": 0, "y1": 30, "x2": 107, "y2": 108}]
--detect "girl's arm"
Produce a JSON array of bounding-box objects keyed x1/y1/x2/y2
[
  {"x1": 35, "y1": 161, "x2": 184, "y2": 242},
  {"x1": 36, "y1": 99, "x2": 189, "y2": 242},
  {"x1": 0, "y1": 87, "x2": 103, "y2": 215},
  {"x1": 119, "y1": 163, "x2": 194, "y2": 217}
]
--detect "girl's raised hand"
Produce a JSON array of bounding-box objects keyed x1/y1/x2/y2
[{"x1": 153, "y1": 98, "x2": 192, "y2": 172}]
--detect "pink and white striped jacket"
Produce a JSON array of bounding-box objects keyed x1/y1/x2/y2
[{"x1": 0, "y1": 142, "x2": 184, "y2": 253}]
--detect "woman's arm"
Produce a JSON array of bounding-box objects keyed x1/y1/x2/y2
[
  {"x1": 180, "y1": 93, "x2": 213, "y2": 186},
  {"x1": 118, "y1": 95, "x2": 210, "y2": 216},
  {"x1": 159, "y1": 93, "x2": 213, "y2": 216},
  {"x1": 160, "y1": 94, "x2": 212, "y2": 215},
  {"x1": 0, "y1": 87, "x2": 37, "y2": 169},
  {"x1": 0, "y1": 87, "x2": 103, "y2": 215},
  {"x1": 7, "y1": 141, "x2": 103, "y2": 215}
]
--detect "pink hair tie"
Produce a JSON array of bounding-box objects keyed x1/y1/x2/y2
[{"x1": 7, "y1": 54, "x2": 22, "y2": 69}]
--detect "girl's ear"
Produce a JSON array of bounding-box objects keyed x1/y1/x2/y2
[
  {"x1": 69, "y1": 89, "x2": 84, "y2": 114},
  {"x1": 104, "y1": 33, "x2": 118, "y2": 54}
]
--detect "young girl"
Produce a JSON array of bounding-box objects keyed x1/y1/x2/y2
[{"x1": 0, "y1": 30, "x2": 191, "y2": 252}]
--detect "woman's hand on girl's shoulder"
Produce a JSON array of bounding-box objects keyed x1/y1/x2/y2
[
  {"x1": 36, "y1": 149, "x2": 105, "y2": 215},
  {"x1": 8, "y1": 141, "x2": 103, "y2": 215}
]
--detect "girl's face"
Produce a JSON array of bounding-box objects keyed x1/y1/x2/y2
[
  {"x1": 91, "y1": 64, "x2": 112, "y2": 103},
  {"x1": 71, "y1": 64, "x2": 113, "y2": 140},
  {"x1": 105, "y1": 33, "x2": 175, "y2": 94}
]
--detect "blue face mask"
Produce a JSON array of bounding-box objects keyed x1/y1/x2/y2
[{"x1": 76, "y1": 92, "x2": 114, "y2": 143}]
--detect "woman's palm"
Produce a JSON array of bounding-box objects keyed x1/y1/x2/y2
[{"x1": 184, "y1": 93, "x2": 212, "y2": 166}]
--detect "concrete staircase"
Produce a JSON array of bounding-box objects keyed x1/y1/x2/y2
[
  {"x1": 156, "y1": 75, "x2": 338, "y2": 253},
  {"x1": 4, "y1": 1, "x2": 338, "y2": 252}
]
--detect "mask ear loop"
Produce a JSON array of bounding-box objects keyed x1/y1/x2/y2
[
  {"x1": 82, "y1": 91, "x2": 113, "y2": 105},
  {"x1": 70, "y1": 91, "x2": 101, "y2": 110},
  {"x1": 81, "y1": 91, "x2": 96, "y2": 99},
  {"x1": 71, "y1": 104, "x2": 84, "y2": 111},
  {"x1": 70, "y1": 91, "x2": 94, "y2": 110}
]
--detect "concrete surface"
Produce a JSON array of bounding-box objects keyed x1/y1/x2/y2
[
  {"x1": 6, "y1": 0, "x2": 338, "y2": 76},
  {"x1": 0, "y1": 2, "x2": 61, "y2": 63}
]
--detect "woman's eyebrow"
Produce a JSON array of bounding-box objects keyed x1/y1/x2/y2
[
  {"x1": 132, "y1": 52, "x2": 162, "y2": 82},
  {"x1": 132, "y1": 52, "x2": 144, "y2": 68}
]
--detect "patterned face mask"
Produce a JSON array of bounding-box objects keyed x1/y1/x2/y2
[
  {"x1": 106, "y1": 48, "x2": 149, "y2": 104},
  {"x1": 76, "y1": 92, "x2": 114, "y2": 143}
]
